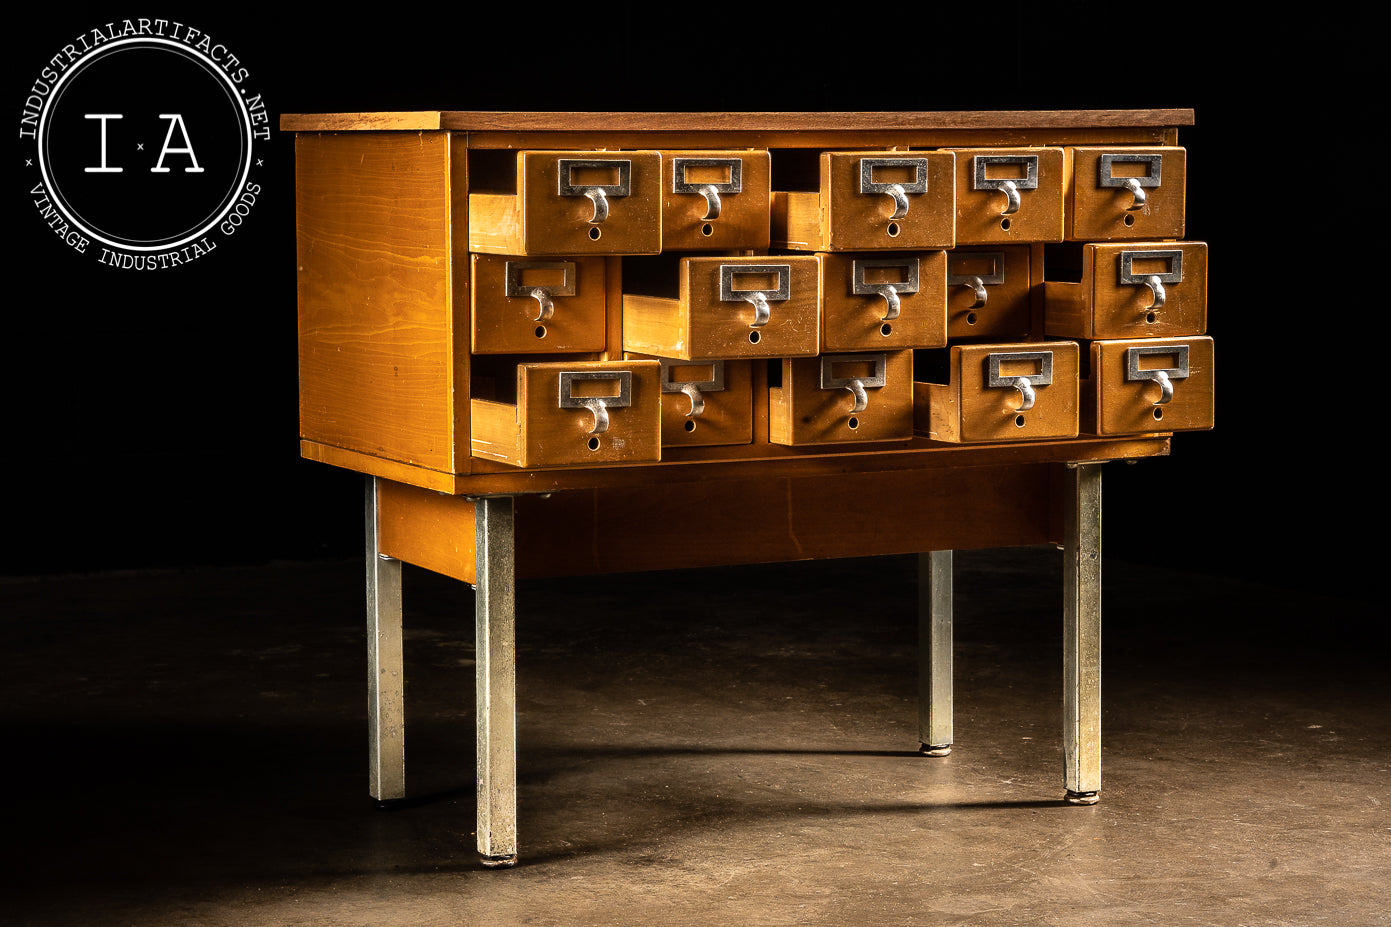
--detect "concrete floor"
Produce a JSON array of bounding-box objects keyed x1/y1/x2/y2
[{"x1": 2, "y1": 548, "x2": 1387, "y2": 926}]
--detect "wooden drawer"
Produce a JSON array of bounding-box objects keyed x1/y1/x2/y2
[
  {"x1": 470, "y1": 360, "x2": 661, "y2": 468},
  {"x1": 915, "y1": 341, "x2": 1079, "y2": 443},
  {"x1": 471, "y1": 255, "x2": 608, "y2": 354},
  {"x1": 769, "y1": 350, "x2": 914, "y2": 446},
  {"x1": 624, "y1": 356, "x2": 754, "y2": 448},
  {"x1": 772, "y1": 151, "x2": 956, "y2": 251},
  {"x1": 1046, "y1": 242, "x2": 1207, "y2": 340},
  {"x1": 661, "y1": 150, "x2": 771, "y2": 251},
  {"x1": 622, "y1": 255, "x2": 821, "y2": 361},
  {"x1": 946, "y1": 246, "x2": 1033, "y2": 340},
  {"x1": 1065, "y1": 146, "x2": 1186, "y2": 241},
  {"x1": 953, "y1": 147, "x2": 1065, "y2": 245},
  {"x1": 819, "y1": 251, "x2": 947, "y2": 352},
  {"x1": 470, "y1": 150, "x2": 663, "y2": 255},
  {"x1": 1084, "y1": 336, "x2": 1214, "y2": 435}
]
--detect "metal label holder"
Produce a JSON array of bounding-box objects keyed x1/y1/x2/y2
[{"x1": 558, "y1": 369, "x2": 633, "y2": 434}]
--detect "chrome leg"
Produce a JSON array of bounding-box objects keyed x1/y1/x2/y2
[
  {"x1": 475, "y1": 495, "x2": 519, "y2": 866},
  {"x1": 366, "y1": 476, "x2": 405, "y2": 803},
  {"x1": 1063, "y1": 463, "x2": 1102, "y2": 804},
  {"x1": 918, "y1": 550, "x2": 953, "y2": 756}
]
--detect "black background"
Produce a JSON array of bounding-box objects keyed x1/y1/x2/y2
[{"x1": 7, "y1": 5, "x2": 1379, "y2": 604}]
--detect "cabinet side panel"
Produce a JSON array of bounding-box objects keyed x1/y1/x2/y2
[{"x1": 296, "y1": 131, "x2": 456, "y2": 476}]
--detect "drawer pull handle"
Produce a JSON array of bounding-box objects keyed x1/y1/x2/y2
[
  {"x1": 660, "y1": 359, "x2": 726, "y2": 419},
  {"x1": 973, "y1": 155, "x2": 1039, "y2": 217},
  {"x1": 821, "y1": 353, "x2": 888, "y2": 415},
  {"x1": 505, "y1": 261, "x2": 577, "y2": 323},
  {"x1": 557, "y1": 159, "x2": 632, "y2": 224},
  {"x1": 852, "y1": 258, "x2": 920, "y2": 322},
  {"x1": 720, "y1": 264, "x2": 791, "y2": 329},
  {"x1": 1099, "y1": 153, "x2": 1163, "y2": 212},
  {"x1": 558, "y1": 370, "x2": 633, "y2": 435},
  {"x1": 673, "y1": 158, "x2": 743, "y2": 222},
  {"x1": 986, "y1": 351, "x2": 1054, "y2": 413},
  {"x1": 1119, "y1": 249, "x2": 1182, "y2": 314},
  {"x1": 948, "y1": 252, "x2": 1005, "y2": 310},
  {"x1": 1125, "y1": 344, "x2": 1190, "y2": 406},
  {"x1": 859, "y1": 158, "x2": 929, "y2": 220}
]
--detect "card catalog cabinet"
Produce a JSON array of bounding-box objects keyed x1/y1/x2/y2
[{"x1": 289, "y1": 111, "x2": 1211, "y2": 492}]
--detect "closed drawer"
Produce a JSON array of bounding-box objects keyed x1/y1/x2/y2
[
  {"x1": 946, "y1": 246, "x2": 1033, "y2": 340},
  {"x1": 1045, "y1": 242, "x2": 1207, "y2": 340},
  {"x1": 469, "y1": 150, "x2": 663, "y2": 255},
  {"x1": 625, "y1": 356, "x2": 754, "y2": 448},
  {"x1": 818, "y1": 251, "x2": 947, "y2": 352},
  {"x1": 1084, "y1": 336, "x2": 1214, "y2": 435},
  {"x1": 661, "y1": 150, "x2": 771, "y2": 251},
  {"x1": 470, "y1": 360, "x2": 661, "y2": 468},
  {"x1": 471, "y1": 255, "x2": 607, "y2": 353},
  {"x1": 1066, "y1": 146, "x2": 1186, "y2": 241},
  {"x1": 622, "y1": 255, "x2": 821, "y2": 361},
  {"x1": 915, "y1": 341, "x2": 1079, "y2": 443},
  {"x1": 953, "y1": 147, "x2": 1065, "y2": 245},
  {"x1": 772, "y1": 151, "x2": 955, "y2": 251},
  {"x1": 770, "y1": 350, "x2": 914, "y2": 446}
]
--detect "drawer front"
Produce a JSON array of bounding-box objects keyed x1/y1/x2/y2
[
  {"x1": 819, "y1": 251, "x2": 947, "y2": 352},
  {"x1": 1067, "y1": 146, "x2": 1186, "y2": 241},
  {"x1": 471, "y1": 255, "x2": 607, "y2": 354},
  {"x1": 661, "y1": 150, "x2": 771, "y2": 251},
  {"x1": 521, "y1": 150, "x2": 663, "y2": 254},
  {"x1": 623, "y1": 256, "x2": 821, "y2": 360},
  {"x1": 1088, "y1": 242, "x2": 1207, "y2": 338},
  {"x1": 946, "y1": 246, "x2": 1033, "y2": 340},
  {"x1": 648, "y1": 357, "x2": 754, "y2": 448},
  {"x1": 824, "y1": 151, "x2": 956, "y2": 251},
  {"x1": 918, "y1": 342, "x2": 1079, "y2": 443},
  {"x1": 770, "y1": 350, "x2": 914, "y2": 445},
  {"x1": 1088, "y1": 337, "x2": 1214, "y2": 435},
  {"x1": 954, "y1": 147, "x2": 1065, "y2": 245},
  {"x1": 471, "y1": 360, "x2": 661, "y2": 468}
]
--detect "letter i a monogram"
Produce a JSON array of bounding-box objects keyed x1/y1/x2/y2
[
  {"x1": 152, "y1": 114, "x2": 204, "y2": 173},
  {"x1": 83, "y1": 113, "x2": 205, "y2": 173},
  {"x1": 84, "y1": 114, "x2": 123, "y2": 173}
]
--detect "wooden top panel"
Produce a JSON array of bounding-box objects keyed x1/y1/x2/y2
[{"x1": 281, "y1": 110, "x2": 1194, "y2": 133}]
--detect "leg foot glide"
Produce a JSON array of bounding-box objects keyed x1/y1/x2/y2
[
  {"x1": 1064, "y1": 790, "x2": 1099, "y2": 805},
  {"x1": 481, "y1": 854, "x2": 519, "y2": 869},
  {"x1": 919, "y1": 743, "x2": 952, "y2": 757}
]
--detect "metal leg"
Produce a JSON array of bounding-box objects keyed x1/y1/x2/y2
[
  {"x1": 475, "y1": 496, "x2": 519, "y2": 867},
  {"x1": 918, "y1": 550, "x2": 953, "y2": 756},
  {"x1": 1063, "y1": 463, "x2": 1102, "y2": 804},
  {"x1": 366, "y1": 476, "x2": 405, "y2": 803}
]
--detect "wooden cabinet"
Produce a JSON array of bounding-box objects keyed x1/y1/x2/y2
[
  {"x1": 285, "y1": 110, "x2": 1212, "y2": 866},
  {"x1": 289, "y1": 110, "x2": 1211, "y2": 483}
]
